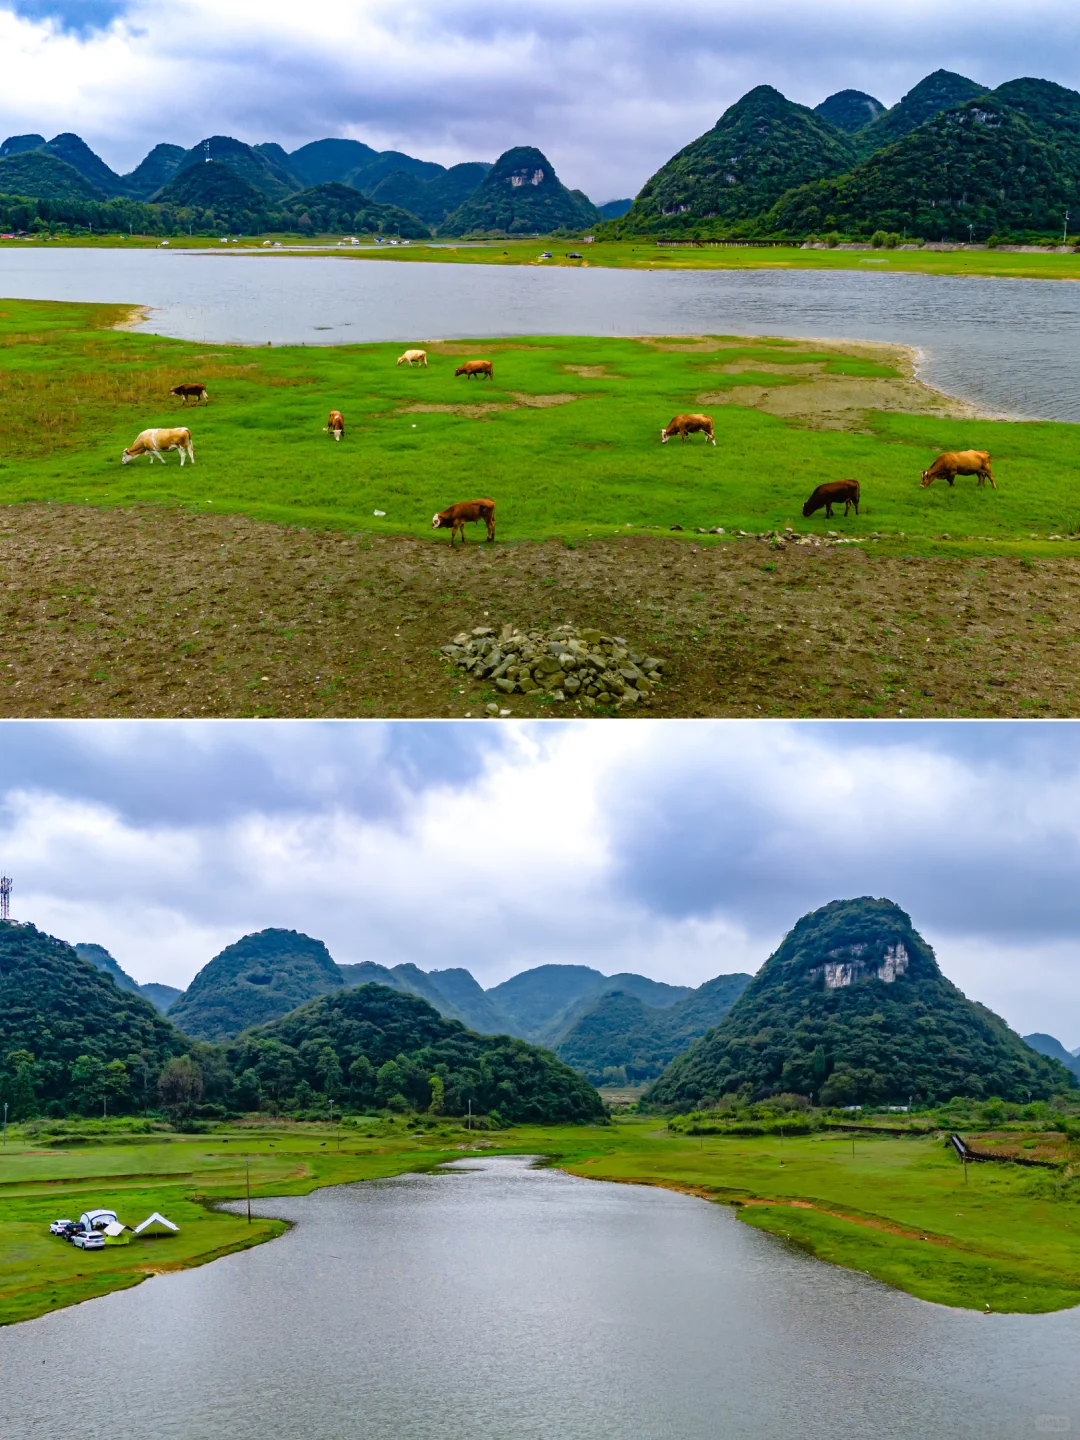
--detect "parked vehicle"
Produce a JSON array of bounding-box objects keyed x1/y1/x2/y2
[
  {"x1": 49, "y1": 1219, "x2": 75, "y2": 1235},
  {"x1": 72, "y1": 1231, "x2": 105, "y2": 1251}
]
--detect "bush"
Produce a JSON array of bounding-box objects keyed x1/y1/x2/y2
[
  {"x1": 825, "y1": 232, "x2": 841, "y2": 248},
  {"x1": 870, "y1": 230, "x2": 887, "y2": 249}
]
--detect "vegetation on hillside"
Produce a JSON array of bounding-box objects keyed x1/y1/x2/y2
[
  {"x1": 648, "y1": 898, "x2": 1076, "y2": 1108},
  {"x1": 167, "y1": 929, "x2": 343, "y2": 1042},
  {"x1": 0, "y1": 922, "x2": 188, "y2": 1118},
  {"x1": 74, "y1": 941, "x2": 142, "y2": 994},
  {"x1": 813, "y1": 90, "x2": 884, "y2": 134},
  {"x1": 369, "y1": 161, "x2": 492, "y2": 226},
  {"x1": 228, "y1": 983, "x2": 606, "y2": 1122},
  {"x1": 439, "y1": 146, "x2": 602, "y2": 235},
  {"x1": 852, "y1": 69, "x2": 987, "y2": 156},
  {"x1": 0, "y1": 150, "x2": 106, "y2": 203}
]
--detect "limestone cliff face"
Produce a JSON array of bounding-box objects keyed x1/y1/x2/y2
[{"x1": 648, "y1": 898, "x2": 1075, "y2": 1108}]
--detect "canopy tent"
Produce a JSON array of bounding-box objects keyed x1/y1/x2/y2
[{"x1": 133, "y1": 1211, "x2": 179, "y2": 1236}]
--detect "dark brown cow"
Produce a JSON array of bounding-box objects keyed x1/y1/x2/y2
[
  {"x1": 432, "y1": 498, "x2": 496, "y2": 545},
  {"x1": 661, "y1": 413, "x2": 716, "y2": 445},
  {"x1": 170, "y1": 383, "x2": 209, "y2": 406},
  {"x1": 920, "y1": 450, "x2": 995, "y2": 488},
  {"x1": 802, "y1": 479, "x2": 860, "y2": 518},
  {"x1": 325, "y1": 410, "x2": 345, "y2": 441},
  {"x1": 455, "y1": 360, "x2": 494, "y2": 380}
]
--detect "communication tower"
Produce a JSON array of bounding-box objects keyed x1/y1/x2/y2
[{"x1": 0, "y1": 874, "x2": 11, "y2": 922}]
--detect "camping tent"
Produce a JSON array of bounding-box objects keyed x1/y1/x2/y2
[
  {"x1": 78, "y1": 1209, "x2": 118, "y2": 1232},
  {"x1": 133, "y1": 1212, "x2": 179, "y2": 1236},
  {"x1": 102, "y1": 1221, "x2": 131, "y2": 1246}
]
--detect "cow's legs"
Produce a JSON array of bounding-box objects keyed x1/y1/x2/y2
[{"x1": 824, "y1": 502, "x2": 833, "y2": 518}]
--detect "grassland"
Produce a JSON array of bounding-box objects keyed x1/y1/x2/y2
[
  {"x1": 3, "y1": 1116, "x2": 1079, "y2": 1326},
  {"x1": 4, "y1": 296, "x2": 1080, "y2": 717}
]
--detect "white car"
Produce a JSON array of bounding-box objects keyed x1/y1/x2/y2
[
  {"x1": 72, "y1": 1231, "x2": 105, "y2": 1251},
  {"x1": 49, "y1": 1219, "x2": 74, "y2": 1235}
]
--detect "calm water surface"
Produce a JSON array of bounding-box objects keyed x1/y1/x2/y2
[
  {"x1": 1, "y1": 1157, "x2": 1077, "y2": 1440},
  {"x1": 1, "y1": 247, "x2": 1079, "y2": 421}
]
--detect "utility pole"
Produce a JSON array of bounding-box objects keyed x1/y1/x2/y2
[
  {"x1": 467, "y1": 1099, "x2": 472, "y2": 1132},
  {"x1": 3, "y1": 1102, "x2": 7, "y2": 1146},
  {"x1": 246, "y1": 1156, "x2": 252, "y2": 1223},
  {"x1": 1064, "y1": 210, "x2": 1071, "y2": 245}
]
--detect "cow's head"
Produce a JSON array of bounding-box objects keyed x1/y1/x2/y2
[
  {"x1": 919, "y1": 470, "x2": 933, "y2": 487},
  {"x1": 454, "y1": 366, "x2": 466, "y2": 377},
  {"x1": 432, "y1": 512, "x2": 447, "y2": 529},
  {"x1": 396, "y1": 355, "x2": 406, "y2": 365},
  {"x1": 660, "y1": 428, "x2": 670, "y2": 444},
  {"x1": 121, "y1": 449, "x2": 134, "y2": 465},
  {"x1": 801, "y1": 499, "x2": 817, "y2": 518}
]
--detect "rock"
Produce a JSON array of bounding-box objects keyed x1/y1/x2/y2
[
  {"x1": 670, "y1": 524, "x2": 684, "y2": 531},
  {"x1": 564, "y1": 675, "x2": 581, "y2": 693},
  {"x1": 472, "y1": 626, "x2": 495, "y2": 637},
  {"x1": 710, "y1": 527, "x2": 724, "y2": 535},
  {"x1": 495, "y1": 678, "x2": 516, "y2": 693},
  {"x1": 486, "y1": 702, "x2": 499, "y2": 714}
]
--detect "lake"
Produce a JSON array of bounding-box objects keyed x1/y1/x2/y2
[
  {"x1": 1, "y1": 247, "x2": 1079, "y2": 421},
  {"x1": 1, "y1": 1156, "x2": 1077, "y2": 1439}
]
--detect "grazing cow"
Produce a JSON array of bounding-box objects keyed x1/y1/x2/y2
[
  {"x1": 454, "y1": 360, "x2": 494, "y2": 380},
  {"x1": 661, "y1": 413, "x2": 716, "y2": 445},
  {"x1": 432, "y1": 498, "x2": 496, "y2": 545},
  {"x1": 802, "y1": 479, "x2": 860, "y2": 519},
  {"x1": 920, "y1": 450, "x2": 995, "y2": 488},
  {"x1": 325, "y1": 410, "x2": 345, "y2": 441},
  {"x1": 121, "y1": 427, "x2": 194, "y2": 466},
  {"x1": 170, "y1": 383, "x2": 209, "y2": 406},
  {"x1": 397, "y1": 349, "x2": 428, "y2": 367}
]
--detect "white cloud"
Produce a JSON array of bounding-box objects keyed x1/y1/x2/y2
[{"x1": 1, "y1": 1, "x2": 1078, "y2": 197}]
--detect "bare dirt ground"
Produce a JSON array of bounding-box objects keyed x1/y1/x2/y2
[{"x1": 2, "y1": 503, "x2": 1079, "y2": 718}]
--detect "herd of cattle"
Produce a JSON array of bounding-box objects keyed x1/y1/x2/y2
[{"x1": 118, "y1": 359, "x2": 995, "y2": 543}]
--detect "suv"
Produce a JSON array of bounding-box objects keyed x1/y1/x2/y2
[
  {"x1": 49, "y1": 1219, "x2": 75, "y2": 1235},
  {"x1": 72, "y1": 1231, "x2": 105, "y2": 1251}
]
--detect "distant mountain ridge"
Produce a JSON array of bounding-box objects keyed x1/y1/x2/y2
[{"x1": 75, "y1": 943, "x2": 183, "y2": 1014}]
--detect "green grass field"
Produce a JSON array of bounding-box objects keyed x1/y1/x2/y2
[
  {"x1": 2, "y1": 297, "x2": 1079, "y2": 556},
  {"x1": 3, "y1": 1116, "x2": 1079, "y2": 1326}
]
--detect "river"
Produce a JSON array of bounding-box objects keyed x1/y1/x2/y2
[
  {"x1": 0, "y1": 1157, "x2": 1077, "y2": 1439},
  {"x1": 0, "y1": 247, "x2": 1079, "y2": 421}
]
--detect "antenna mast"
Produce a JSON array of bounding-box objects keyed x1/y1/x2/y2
[{"x1": 0, "y1": 875, "x2": 11, "y2": 922}]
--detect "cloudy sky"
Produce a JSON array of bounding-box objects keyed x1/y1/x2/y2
[
  {"x1": 2, "y1": 719, "x2": 1079, "y2": 1047},
  {"x1": 1, "y1": 1, "x2": 1078, "y2": 199}
]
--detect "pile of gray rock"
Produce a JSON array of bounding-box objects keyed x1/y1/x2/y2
[{"x1": 441, "y1": 623, "x2": 666, "y2": 707}]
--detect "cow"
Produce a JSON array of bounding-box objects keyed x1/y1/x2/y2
[
  {"x1": 920, "y1": 449, "x2": 995, "y2": 488},
  {"x1": 432, "y1": 498, "x2": 496, "y2": 545},
  {"x1": 661, "y1": 413, "x2": 716, "y2": 445},
  {"x1": 121, "y1": 427, "x2": 194, "y2": 465},
  {"x1": 325, "y1": 410, "x2": 345, "y2": 441},
  {"x1": 455, "y1": 360, "x2": 494, "y2": 380},
  {"x1": 170, "y1": 383, "x2": 209, "y2": 406},
  {"x1": 397, "y1": 349, "x2": 428, "y2": 367},
  {"x1": 802, "y1": 479, "x2": 860, "y2": 519}
]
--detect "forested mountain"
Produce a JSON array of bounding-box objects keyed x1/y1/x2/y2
[
  {"x1": 369, "y1": 161, "x2": 492, "y2": 226},
  {"x1": 852, "y1": 69, "x2": 987, "y2": 155},
  {"x1": 612, "y1": 85, "x2": 856, "y2": 235},
  {"x1": 285, "y1": 138, "x2": 381, "y2": 187},
  {"x1": 0, "y1": 133, "x2": 45, "y2": 158},
  {"x1": 0, "y1": 922, "x2": 188, "y2": 1118},
  {"x1": 39, "y1": 132, "x2": 127, "y2": 195},
  {"x1": 0, "y1": 150, "x2": 106, "y2": 202},
  {"x1": 276, "y1": 182, "x2": 429, "y2": 238},
  {"x1": 487, "y1": 964, "x2": 616, "y2": 1038},
  {"x1": 123, "y1": 142, "x2": 186, "y2": 198},
  {"x1": 1024, "y1": 1033, "x2": 1080, "y2": 1078},
  {"x1": 554, "y1": 972, "x2": 752, "y2": 1084},
  {"x1": 168, "y1": 929, "x2": 343, "y2": 1041},
  {"x1": 439, "y1": 146, "x2": 601, "y2": 235},
  {"x1": 74, "y1": 943, "x2": 181, "y2": 1013},
  {"x1": 814, "y1": 90, "x2": 885, "y2": 133},
  {"x1": 139, "y1": 983, "x2": 182, "y2": 1013},
  {"x1": 228, "y1": 983, "x2": 604, "y2": 1122},
  {"x1": 766, "y1": 79, "x2": 1080, "y2": 240},
  {"x1": 648, "y1": 898, "x2": 1075, "y2": 1109},
  {"x1": 171, "y1": 135, "x2": 298, "y2": 198}
]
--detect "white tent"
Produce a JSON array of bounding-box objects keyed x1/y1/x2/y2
[
  {"x1": 78, "y1": 1209, "x2": 118, "y2": 1232},
  {"x1": 133, "y1": 1212, "x2": 179, "y2": 1235}
]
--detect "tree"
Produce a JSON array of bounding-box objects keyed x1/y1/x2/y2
[
  {"x1": 156, "y1": 1054, "x2": 204, "y2": 1123},
  {"x1": 376, "y1": 1060, "x2": 406, "y2": 1107},
  {"x1": 428, "y1": 1074, "x2": 445, "y2": 1115},
  {"x1": 70, "y1": 1054, "x2": 107, "y2": 1115},
  {"x1": 236, "y1": 1068, "x2": 263, "y2": 1112},
  {"x1": 2, "y1": 1050, "x2": 38, "y2": 1121},
  {"x1": 104, "y1": 1059, "x2": 130, "y2": 1107},
  {"x1": 349, "y1": 1055, "x2": 375, "y2": 1107}
]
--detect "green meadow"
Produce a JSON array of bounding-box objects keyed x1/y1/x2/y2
[
  {"x1": 3, "y1": 1116, "x2": 1079, "y2": 1326},
  {"x1": 1, "y1": 297, "x2": 1079, "y2": 555}
]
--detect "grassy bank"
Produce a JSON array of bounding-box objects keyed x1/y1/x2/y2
[{"x1": 3, "y1": 1116, "x2": 1079, "y2": 1325}]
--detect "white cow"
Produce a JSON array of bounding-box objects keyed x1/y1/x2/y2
[
  {"x1": 396, "y1": 349, "x2": 428, "y2": 367},
  {"x1": 122, "y1": 427, "x2": 195, "y2": 465}
]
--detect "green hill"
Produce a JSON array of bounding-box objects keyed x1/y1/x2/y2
[
  {"x1": 425, "y1": 967, "x2": 513, "y2": 1034},
  {"x1": 555, "y1": 972, "x2": 752, "y2": 1084},
  {"x1": 336, "y1": 961, "x2": 507, "y2": 1031},
  {"x1": 172, "y1": 136, "x2": 297, "y2": 199},
  {"x1": 0, "y1": 134, "x2": 46, "y2": 159},
  {"x1": 814, "y1": 90, "x2": 885, "y2": 133},
  {"x1": 275, "y1": 181, "x2": 429, "y2": 237},
  {"x1": 647, "y1": 898, "x2": 1075, "y2": 1109},
  {"x1": 286, "y1": 138, "x2": 381, "y2": 188},
  {"x1": 228, "y1": 983, "x2": 605, "y2": 1123},
  {"x1": 167, "y1": 929, "x2": 343, "y2": 1041},
  {"x1": 440, "y1": 145, "x2": 602, "y2": 235},
  {"x1": 139, "y1": 982, "x2": 182, "y2": 1013},
  {"x1": 123, "y1": 142, "x2": 186, "y2": 198},
  {"x1": 40, "y1": 133, "x2": 126, "y2": 196},
  {"x1": 766, "y1": 79, "x2": 1080, "y2": 240},
  {"x1": 855, "y1": 69, "x2": 987, "y2": 156},
  {"x1": 0, "y1": 150, "x2": 106, "y2": 202},
  {"x1": 0, "y1": 921, "x2": 187, "y2": 1118},
  {"x1": 1024, "y1": 1033, "x2": 1080, "y2": 1079},
  {"x1": 74, "y1": 942, "x2": 142, "y2": 995},
  {"x1": 347, "y1": 150, "x2": 444, "y2": 193},
  {"x1": 487, "y1": 964, "x2": 611, "y2": 1038},
  {"x1": 610, "y1": 85, "x2": 856, "y2": 236},
  {"x1": 369, "y1": 162, "x2": 491, "y2": 227},
  {"x1": 153, "y1": 161, "x2": 270, "y2": 230}
]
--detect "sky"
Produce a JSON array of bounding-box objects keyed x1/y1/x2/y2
[
  {"x1": 2, "y1": 719, "x2": 1080, "y2": 1048},
  {"x1": 0, "y1": 1, "x2": 1078, "y2": 200}
]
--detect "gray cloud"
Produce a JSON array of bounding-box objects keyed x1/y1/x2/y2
[{"x1": 0, "y1": 2, "x2": 1077, "y2": 198}]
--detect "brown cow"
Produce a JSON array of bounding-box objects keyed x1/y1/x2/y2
[
  {"x1": 432, "y1": 499, "x2": 496, "y2": 545},
  {"x1": 803, "y1": 479, "x2": 860, "y2": 519},
  {"x1": 170, "y1": 383, "x2": 209, "y2": 406},
  {"x1": 661, "y1": 413, "x2": 716, "y2": 445},
  {"x1": 122, "y1": 427, "x2": 194, "y2": 466},
  {"x1": 920, "y1": 450, "x2": 995, "y2": 488},
  {"x1": 325, "y1": 410, "x2": 345, "y2": 441},
  {"x1": 455, "y1": 361, "x2": 494, "y2": 380}
]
